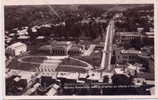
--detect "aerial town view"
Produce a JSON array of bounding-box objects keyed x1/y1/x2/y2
[{"x1": 5, "y1": 4, "x2": 154, "y2": 96}]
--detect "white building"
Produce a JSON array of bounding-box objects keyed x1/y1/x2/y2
[
  {"x1": 46, "y1": 84, "x2": 60, "y2": 96},
  {"x1": 6, "y1": 42, "x2": 27, "y2": 56}
]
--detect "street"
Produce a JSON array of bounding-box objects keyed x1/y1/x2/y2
[{"x1": 100, "y1": 19, "x2": 115, "y2": 71}]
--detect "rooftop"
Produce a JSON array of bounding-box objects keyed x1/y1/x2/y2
[
  {"x1": 118, "y1": 32, "x2": 141, "y2": 37},
  {"x1": 39, "y1": 41, "x2": 83, "y2": 52},
  {"x1": 51, "y1": 41, "x2": 72, "y2": 47},
  {"x1": 114, "y1": 68, "x2": 124, "y2": 74},
  {"x1": 7, "y1": 42, "x2": 26, "y2": 49},
  {"x1": 57, "y1": 72, "x2": 79, "y2": 80},
  {"x1": 121, "y1": 49, "x2": 142, "y2": 54}
]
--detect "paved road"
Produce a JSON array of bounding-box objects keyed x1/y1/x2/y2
[{"x1": 100, "y1": 19, "x2": 115, "y2": 71}]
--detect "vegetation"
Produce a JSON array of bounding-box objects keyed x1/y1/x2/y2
[
  {"x1": 115, "y1": 5, "x2": 153, "y2": 32},
  {"x1": 5, "y1": 4, "x2": 152, "y2": 41}
]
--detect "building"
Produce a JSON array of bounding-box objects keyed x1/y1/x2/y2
[
  {"x1": 115, "y1": 48, "x2": 142, "y2": 64},
  {"x1": 57, "y1": 72, "x2": 79, "y2": 81},
  {"x1": 117, "y1": 32, "x2": 142, "y2": 45},
  {"x1": 125, "y1": 64, "x2": 141, "y2": 76},
  {"x1": 6, "y1": 42, "x2": 27, "y2": 56},
  {"x1": 144, "y1": 32, "x2": 154, "y2": 45},
  {"x1": 39, "y1": 41, "x2": 83, "y2": 56},
  {"x1": 46, "y1": 84, "x2": 60, "y2": 96},
  {"x1": 68, "y1": 46, "x2": 83, "y2": 56},
  {"x1": 87, "y1": 71, "x2": 102, "y2": 82},
  {"x1": 117, "y1": 31, "x2": 154, "y2": 47},
  {"x1": 50, "y1": 41, "x2": 72, "y2": 56}
]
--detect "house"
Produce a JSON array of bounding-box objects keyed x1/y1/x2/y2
[{"x1": 6, "y1": 42, "x2": 27, "y2": 56}]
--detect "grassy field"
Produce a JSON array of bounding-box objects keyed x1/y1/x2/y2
[{"x1": 7, "y1": 55, "x2": 89, "y2": 73}]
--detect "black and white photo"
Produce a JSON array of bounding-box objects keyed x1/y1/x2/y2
[{"x1": 4, "y1": 4, "x2": 155, "y2": 96}]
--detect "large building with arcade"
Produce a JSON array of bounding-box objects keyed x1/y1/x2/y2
[{"x1": 38, "y1": 41, "x2": 84, "y2": 56}]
